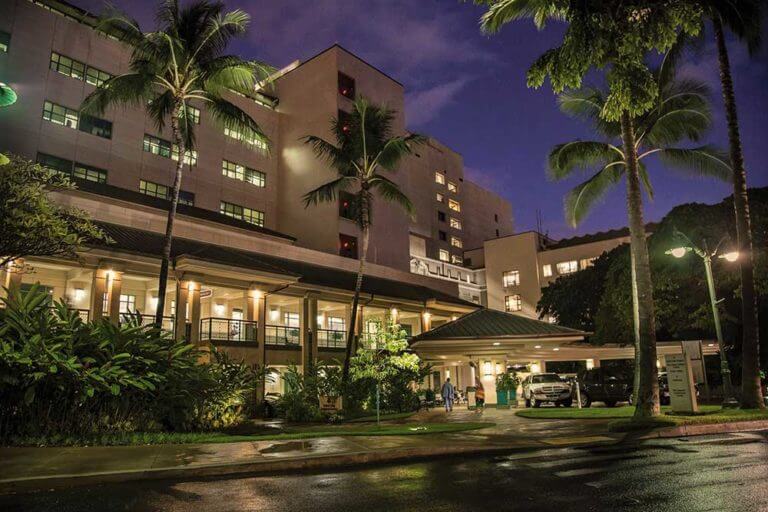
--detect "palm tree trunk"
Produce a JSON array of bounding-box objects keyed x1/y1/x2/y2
[
  {"x1": 713, "y1": 18, "x2": 764, "y2": 409},
  {"x1": 620, "y1": 111, "x2": 660, "y2": 418},
  {"x1": 154, "y1": 102, "x2": 185, "y2": 327},
  {"x1": 341, "y1": 225, "x2": 369, "y2": 393}
]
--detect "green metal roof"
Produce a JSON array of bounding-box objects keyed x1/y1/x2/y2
[{"x1": 410, "y1": 308, "x2": 586, "y2": 342}]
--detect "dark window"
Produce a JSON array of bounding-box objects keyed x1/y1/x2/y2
[
  {"x1": 494, "y1": 213, "x2": 499, "y2": 222},
  {"x1": 338, "y1": 72, "x2": 355, "y2": 99},
  {"x1": 37, "y1": 152, "x2": 73, "y2": 174},
  {"x1": 437, "y1": 211, "x2": 446, "y2": 222},
  {"x1": 438, "y1": 230, "x2": 447, "y2": 241},
  {"x1": 338, "y1": 191, "x2": 356, "y2": 220},
  {"x1": 0, "y1": 31, "x2": 10, "y2": 53},
  {"x1": 339, "y1": 234, "x2": 358, "y2": 259},
  {"x1": 463, "y1": 257, "x2": 472, "y2": 266},
  {"x1": 338, "y1": 109, "x2": 353, "y2": 135},
  {"x1": 79, "y1": 113, "x2": 112, "y2": 139},
  {"x1": 496, "y1": 229, "x2": 500, "y2": 237},
  {"x1": 178, "y1": 190, "x2": 195, "y2": 206}
]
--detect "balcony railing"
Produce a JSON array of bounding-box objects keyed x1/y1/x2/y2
[
  {"x1": 265, "y1": 324, "x2": 300, "y2": 346},
  {"x1": 120, "y1": 312, "x2": 175, "y2": 333},
  {"x1": 317, "y1": 328, "x2": 346, "y2": 349},
  {"x1": 200, "y1": 317, "x2": 257, "y2": 343}
]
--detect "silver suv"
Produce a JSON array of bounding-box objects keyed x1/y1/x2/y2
[{"x1": 522, "y1": 373, "x2": 572, "y2": 408}]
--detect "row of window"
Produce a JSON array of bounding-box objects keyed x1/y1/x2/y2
[
  {"x1": 223, "y1": 127, "x2": 268, "y2": 152},
  {"x1": 542, "y1": 257, "x2": 597, "y2": 277},
  {"x1": 437, "y1": 230, "x2": 463, "y2": 248},
  {"x1": 222, "y1": 159, "x2": 265, "y2": 187},
  {"x1": 50, "y1": 51, "x2": 112, "y2": 87},
  {"x1": 142, "y1": 134, "x2": 198, "y2": 165},
  {"x1": 220, "y1": 201, "x2": 264, "y2": 227},
  {"x1": 438, "y1": 249, "x2": 463, "y2": 265},
  {"x1": 37, "y1": 152, "x2": 108, "y2": 183},
  {"x1": 42, "y1": 100, "x2": 113, "y2": 139},
  {"x1": 434, "y1": 172, "x2": 458, "y2": 193},
  {"x1": 139, "y1": 180, "x2": 195, "y2": 206}
]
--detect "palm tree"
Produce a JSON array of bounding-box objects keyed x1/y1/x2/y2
[
  {"x1": 303, "y1": 97, "x2": 425, "y2": 391},
  {"x1": 701, "y1": 0, "x2": 764, "y2": 409},
  {"x1": 546, "y1": 56, "x2": 731, "y2": 417},
  {"x1": 81, "y1": 0, "x2": 271, "y2": 326}
]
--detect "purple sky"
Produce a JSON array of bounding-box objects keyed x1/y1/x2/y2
[{"x1": 75, "y1": 0, "x2": 768, "y2": 239}]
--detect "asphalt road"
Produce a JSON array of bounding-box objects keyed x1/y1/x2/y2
[{"x1": 3, "y1": 431, "x2": 767, "y2": 512}]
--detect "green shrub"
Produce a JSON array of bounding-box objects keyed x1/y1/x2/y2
[{"x1": 0, "y1": 285, "x2": 258, "y2": 441}]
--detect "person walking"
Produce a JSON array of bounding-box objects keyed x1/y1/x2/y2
[
  {"x1": 474, "y1": 375, "x2": 485, "y2": 412},
  {"x1": 441, "y1": 378, "x2": 455, "y2": 412}
]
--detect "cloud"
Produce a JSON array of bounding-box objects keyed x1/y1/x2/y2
[{"x1": 406, "y1": 77, "x2": 473, "y2": 126}]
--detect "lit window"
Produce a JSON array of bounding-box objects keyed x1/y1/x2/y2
[
  {"x1": 140, "y1": 180, "x2": 168, "y2": 200},
  {"x1": 220, "y1": 201, "x2": 264, "y2": 226},
  {"x1": 79, "y1": 113, "x2": 112, "y2": 139},
  {"x1": 171, "y1": 145, "x2": 197, "y2": 166},
  {"x1": 338, "y1": 72, "x2": 355, "y2": 99},
  {"x1": 328, "y1": 316, "x2": 346, "y2": 331},
  {"x1": 182, "y1": 105, "x2": 200, "y2": 125},
  {"x1": 448, "y1": 199, "x2": 461, "y2": 212},
  {"x1": 450, "y1": 217, "x2": 462, "y2": 230},
  {"x1": 435, "y1": 172, "x2": 445, "y2": 185},
  {"x1": 143, "y1": 134, "x2": 172, "y2": 158},
  {"x1": 42, "y1": 100, "x2": 79, "y2": 129},
  {"x1": 283, "y1": 312, "x2": 300, "y2": 327},
  {"x1": 450, "y1": 236, "x2": 463, "y2": 249},
  {"x1": 542, "y1": 264, "x2": 553, "y2": 277},
  {"x1": 556, "y1": 260, "x2": 578, "y2": 274},
  {"x1": 119, "y1": 294, "x2": 136, "y2": 313},
  {"x1": 436, "y1": 192, "x2": 444, "y2": 202},
  {"x1": 0, "y1": 31, "x2": 10, "y2": 53},
  {"x1": 451, "y1": 255, "x2": 463, "y2": 265},
  {"x1": 483, "y1": 361, "x2": 492, "y2": 376},
  {"x1": 438, "y1": 249, "x2": 450, "y2": 262},
  {"x1": 222, "y1": 160, "x2": 265, "y2": 187},
  {"x1": 85, "y1": 66, "x2": 112, "y2": 87},
  {"x1": 505, "y1": 294, "x2": 522, "y2": 312},
  {"x1": 72, "y1": 163, "x2": 107, "y2": 183},
  {"x1": 502, "y1": 270, "x2": 520, "y2": 287},
  {"x1": 447, "y1": 181, "x2": 457, "y2": 193},
  {"x1": 224, "y1": 127, "x2": 267, "y2": 152},
  {"x1": 580, "y1": 257, "x2": 597, "y2": 270},
  {"x1": 50, "y1": 52, "x2": 85, "y2": 80}
]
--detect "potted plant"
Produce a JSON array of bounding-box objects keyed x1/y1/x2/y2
[{"x1": 496, "y1": 372, "x2": 521, "y2": 408}]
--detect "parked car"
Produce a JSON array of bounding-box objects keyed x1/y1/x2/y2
[
  {"x1": 522, "y1": 373, "x2": 572, "y2": 407},
  {"x1": 576, "y1": 368, "x2": 632, "y2": 407}
]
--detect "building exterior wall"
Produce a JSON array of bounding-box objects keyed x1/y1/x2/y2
[{"x1": 461, "y1": 179, "x2": 514, "y2": 250}]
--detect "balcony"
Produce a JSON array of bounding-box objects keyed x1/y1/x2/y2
[
  {"x1": 200, "y1": 317, "x2": 257, "y2": 343},
  {"x1": 317, "y1": 328, "x2": 346, "y2": 349},
  {"x1": 120, "y1": 312, "x2": 175, "y2": 333},
  {"x1": 265, "y1": 325, "x2": 300, "y2": 347}
]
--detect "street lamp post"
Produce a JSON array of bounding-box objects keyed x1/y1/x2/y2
[{"x1": 667, "y1": 231, "x2": 739, "y2": 408}]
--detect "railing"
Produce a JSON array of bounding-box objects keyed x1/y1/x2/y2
[
  {"x1": 265, "y1": 324, "x2": 300, "y2": 346},
  {"x1": 119, "y1": 312, "x2": 175, "y2": 333},
  {"x1": 200, "y1": 317, "x2": 257, "y2": 343},
  {"x1": 317, "y1": 328, "x2": 346, "y2": 349},
  {"x1": 359, "y1": 332, "x2": 385, "y2": 350}
]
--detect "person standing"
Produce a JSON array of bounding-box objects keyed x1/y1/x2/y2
[
  {"x1": 441, "y1": 378, "x2": 455, "y2": 412},
  {"x1": 474, "y1": 375, "x2": 485, "y2": 412}
]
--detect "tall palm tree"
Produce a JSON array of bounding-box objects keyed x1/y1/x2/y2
[
  {"x1": 547, "y1": 57, "x2": 731, "y2": 417},
  {"x1": 303, "y1": 97, "x2": 425, "y2": 391},
  {"x1": 81, "y1": 0, "x2": 271, "y2": 326},
  {"x1": 701, "y1": 0, "x2": 764, "y2": 409}
]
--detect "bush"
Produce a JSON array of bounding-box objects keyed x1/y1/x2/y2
[{"x1": 0, "y1": 286, "x2": 259, "y2": 442}]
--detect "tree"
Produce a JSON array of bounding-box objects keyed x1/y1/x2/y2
[
  {"x1": 474, "y1": 0, "x2": 705, "y2": 418},
  {"x1": 699, "y1": 0, "x2": 764, "y2": 408},
  {"x1": 302, "y1": 97, "x2": 425, "y2": 392},
  {"x1": 81, "y1": 0, "x2": 271, "y2": 325},
  {"x1": 0, "y1": 155, "x2": 106, "y2": 272}
]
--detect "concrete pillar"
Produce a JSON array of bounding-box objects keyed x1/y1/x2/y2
[
  {"x1": 91, "y1": 265, "x2": 122, "y2": 324},
  {"x1": 247, "y1": 285, "x2": 267, "y2": 402},
  {"x1": 189, "y1": 282, "x2": 201, "y2": 345},
  {"x1": 3, "y1": 258, "x2": 24, "y2": 291},
  {"x1": 175, "y1": 281, "x2": 190, "y2": 342},
  {"x1": 300, "y1": 294, "x2": 318, "y2": 373},
  {"x1": 107, "y1": 271, "x2": 123, "y2": 325},
  {"x1": 90, "y1": 269, "x2": 107, "y2": 320}
]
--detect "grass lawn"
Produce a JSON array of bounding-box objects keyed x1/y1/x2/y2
[
  {"x1": 515, "y1": 405, "x2": 768, "y2": 432},
  {"x1": 345, "y1": 412, "x2": 416, "y2": 423},
  {"x1": 7, "y1": 421, "x2": 494, "y2": 447}
]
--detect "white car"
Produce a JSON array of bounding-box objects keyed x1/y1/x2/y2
[{"x1": 522, "y1": 373, "x2": 572, "y2": 407}]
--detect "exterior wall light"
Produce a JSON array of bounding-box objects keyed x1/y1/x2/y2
[
  {"x1": 669, "y1": 247, "x2": 689, "y2": 258},
  {"x1": 719, "y1": 251, "x2": 739, "y2": 262}
]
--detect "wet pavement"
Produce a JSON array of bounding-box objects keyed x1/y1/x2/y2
[{"x1": 2, "y1": 430, "x2": 766, "y2": 511}]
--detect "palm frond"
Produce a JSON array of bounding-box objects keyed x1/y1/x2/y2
[
  {"x1": 638, "y1": 161, "x2": 654, "y2": 201},
  {"x1": 203, "y1": 94, "x2": 269, "y2": 152},
  {"x1": 146, "y1": 90, "x2": 175, "y2": 133},
  {"x1": 201, "y1": 56, "x2": 275, "y2": 96},
  {"x1": 80, "y1": 73, "x2": 156, "y2": 115},
  {"x1": 191, "y1": 8, "x2": 250, "y2": 64},
  {"x1": 302, "y1": 135, "x2": 354, "y2": 175},
  {"x1": 564, "y1": 163, "x2": 624, "y2": 227},
  {"x1": 302, "y1": 176, "x2": 357, "y2": 208},
  {"x1": 374, "y1": 133, "x2": 426, "y2": 172},
  {"x1": 557, "y1": 88, "x2": 619, "y2": 137},
  {"x1": 547, "y1": 141, "x2": 621, "y2": 180},
  {"x1": 478, "y1": 0, "x2": 567, "y2": 33},
  {"x1": 656, "y1": 146, "x2": 732, "y2": 182},
  {"x1": 369, "y1": 175, "x2": 416, "y2": 219}
]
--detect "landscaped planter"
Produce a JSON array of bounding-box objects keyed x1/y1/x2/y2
[{"x1": 496, "y1": 391, "x2": 509, "y2": 407}]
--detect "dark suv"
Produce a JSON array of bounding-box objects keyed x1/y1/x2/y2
[{"x1": 576, "y1": 368, "x2": 632, "y2": 407}]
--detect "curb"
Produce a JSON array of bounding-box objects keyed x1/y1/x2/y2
[{"x1": 637, "y1": 419, "x2": 768, "y2": 439}]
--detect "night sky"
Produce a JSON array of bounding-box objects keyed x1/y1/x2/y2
[{"x1": 74, "y1": 0, "x2": 768, "y2": 239}]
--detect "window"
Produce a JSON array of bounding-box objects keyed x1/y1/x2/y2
[
  {"x1": 119, "y1": 294, "x2": 136, "y2": 314},
  {"x1": 220, "y1": 201, "x2": 264, "y2": 226},
  {"x1": 505, "y1": 294, "x2": 522, "y2": 312},
  {"x1": 43, "y1": 100, "x2": 78, "y2": 129},
  {"x1": 437, "y1": 211, "x2": 446, "y2": 222},
  {"x1": 224, "y1": 127, "x2": 268, "y2": 152},
  {"x1": 337, "y1": 109, "x2": 353, "y2": 135},
  {"x1": 178, "y1": 190, "x2": 195, "y2": 206},
  {"x1": 140, "y1": 180, "x2": 168, "y2": 199},
  {"x1": 438, "y1": 230, "x2": 447, "y2": 241},
  {"x1": 72, "y1": 163, "x2": 107, "y2": 183},
  {"x1": 436, "y1": 192, "x2": 444, "y2": 202},
  {"x1": 79, "y1": 113, "x2": 113, "y2": 139},
  {"x1": 495, "y1": 229, "x2": 500, "y2": 237},
  {"x1": 494, "y1": 213, "x2": 499, "y2": 222},
  {"x1": 50, "y1": 52, "x2": 85, "y2": 80},
  {"x1": 451, "y1": 255, "x2": 463, "y2": 265},
  {"x1": 85, "y1": 65, "x2": 111, "y2": 87},
  {"x1": 143, "y1": 134, "x2": 172, "y2": 158},
  {"x1": 542, "y1": 264, "x2": 553, "y2": 277},
  {"x1": 283, "y1": 312, "x2": 300, "y2": 327},
  {"x1": 580, "y1": 257, "x2": 597, "y2": 270},
  {"x1": 338, "y1": 191, "x2": 356, "y2": 220},
  {"x1": 438, "y1": 249, "x2": 450, "y2": 262},
  {"x1": 171, "y1": 145, "x2": 197, "y2": 166},
  {"x1": 328, "y1": 316, "x2": 346, "y2": 331},
  {"x1": 339, "y1": 233, "x2": 358, "y2": 259},
  {"x1": 450, "y1": 217, "x2": 462, "y2": 230},
  {"x1": 182, "y1": 105, "x2": 200, "y2": 124},
  {"x1": 556, "y1": 260, "x2": 578, "y2": 274},
  {"x1": 447, "y1": 181, "x2": 458, "y2": 193},
  {"x1": 450, "y1": 236, "x2": 463, "y2": 249},
  {"x1": 37, "y1": 153, "x2": 72, "y2": 174},
  {"x1": 0, "y1": 31, "x2": 10, "y2": 53},
  {"x1": 502, "y1": 270, "x2": 520, "y2": 287},
  {"x1": 222, "y1": 160, "x2": 265, "y2": 187},
  {"x1": 338, "y1": 72, "x2": 355, "y2": 99},
  {"x1": 448, "y1": 199, "x2": 461, "y2": 212},
  {"x1": 435, "y1": 172, "x2": 445, "y2": 185}
]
